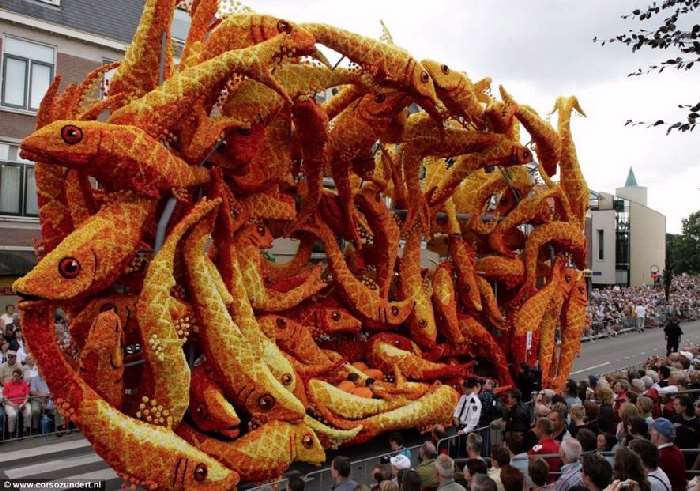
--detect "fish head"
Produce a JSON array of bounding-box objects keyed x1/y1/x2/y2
[
  {"x1": 14, "y1": 227, "x2": 98, "y2": 300},
  {"x1": 237, "y1": 221, "x2": 273, "y2": 249},
  {"x1": 20, "y1": 120, "x2": 103, "y2": 167},
  {"x1": 421, "y1": 59, "x2": 462, "y2": 93},
  {"x1": 319, "y1": 306, "x2": 361, "y2": 334},
  {"x1": 291, "y1": 423, "x2": 326, "y2": 465},
  {"x1": 410, "y1": 62, "x2": 446, "y2": 119}
]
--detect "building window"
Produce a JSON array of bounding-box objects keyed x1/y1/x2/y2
[
  {"x1": 171, "y1": 8, "x2": 191, "y2": 45},
  {"x1": 597, "y1": 229, "x2": 604, "y2": 260},
  {"x1": 1, "y1": 37, "x2": 55, "y2": 111},
  {"x1": 0, "y1": 143, "x2": 38, "y2": 218}
]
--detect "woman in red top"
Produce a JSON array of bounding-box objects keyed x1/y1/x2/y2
[{"x1": 3, "y1": 368, "x2": 31, "y2": 434}]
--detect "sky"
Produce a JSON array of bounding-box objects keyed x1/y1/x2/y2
[{"x1": 242, "y1": 0, "x2": 700, "y2": 233}]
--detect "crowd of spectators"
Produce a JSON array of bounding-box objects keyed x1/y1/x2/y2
[
  {"x1": 0, "y1": 304, "x2": 64, "y2": 439},
  {"x1": 304, "y1": 344, "x2": 700, "y2": 491},
  {"x1": 588, "y1": 274, "x2": 699, "y2": 336}
]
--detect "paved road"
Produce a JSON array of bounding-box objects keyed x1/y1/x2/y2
[
  {"x1": 3, "y1": 320, "x2": 699, "y2": 488},
  {"x1": 571, "y1": 319, "x2": 700, "y2": 380}
]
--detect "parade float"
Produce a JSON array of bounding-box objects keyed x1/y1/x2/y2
[{"x1": 13, "y1": 0, "x2": 589, "y2": 487}]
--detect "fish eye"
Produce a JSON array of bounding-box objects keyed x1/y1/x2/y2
[
  {"x1": 391, "y1": 306, "x2": 399, "y2": 316},
  {"x1": 331, "y1": 311, "x2": 341, "y2": 322},
  {"x1": 275, "y1": 317, "x2": 287, "y2": 328},
  {"x1": 58, "y1": 257, "x2": 81, "y2": 279},
  {"x1": 256, "y1": 224, "x2": 266, "y2": 235},
  {"x1": 374, "y1": 93, "x2": 386, "y2": 103},
  {"x1": 420, "y1": 71, "x2": 430, "y2": 83},
  {"x1": 258, "y1": 394, "x2": 275, "y2": 411},
  {"x1": 193, "y1": 463, "x2": 208, "y2": 482},
  {"x1": 194, "y1": 405, "x2": 207, "y2": 417},
  {"x1": 281, "y1": 373, "x2": 293, "y2": 386},
  {"x1": 441, "y1": 64, "x2": 449, "y2": 74},
  {"x1": 277, "y1": 19, "x2": 292, "y2": 34},
  {"x1": 418, "y1": 319, "x2": 427, "y2": 328},
  {"x1": 60, "y1": 124, "x2": 83, "y2": 145},
  {"x1": 302, "y1": 433, "x2": 314, "y2": 449}
]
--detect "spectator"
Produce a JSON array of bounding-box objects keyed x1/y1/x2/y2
[
  {"x1": 434, "y1": 454, "x2": 466, "y2": 491},
  {"x1": 0, "y1": 304, "x2": 16, "y2": 330},
  {"x1": 584, "y1": 400, "x2": 601, "y2": 435},
  {"x1": 488, "y1": 445, "x2": 510, "y2": 491},
  {"x1": 528, "y1": 418, "x2": 562, "y2": 479},
  {"x1": 463, "y1": 459, "x2": 488, "y2": 489},
  {"x1": 628, "y1": 416, "x2": 650, "y2": 441},
  {"x1": 453, "y1": 378, "x2": 482, "y2": 434},
  {"x1": 389, "y1": 432, "x2": 412, "y2": 460},
  {"x1": 629, "y1": 438, "x2": 672, "y2": 491},
  {"x1": 528, "y1": 458, "x2": 554, "y2": 491},
  {"x1": 287, "y1": 476, "x2": 305, "y2": 491},
  {"x1": 549, "y1": 403, "x2": 571, "y2": 442},
  {"x1": 525, "y1": 404, "x2": 551, "y2": 450},
  {"x1": 503, "y1": 389, "x2": 530, "y2": 454},
  {"x1": 432, "y1": 425, "x2": 450, "y2": 455},
  {"x1": 471, "y1": 474, "x2": 498, "y2": 491},
  {"x1": 671, "y1": 395, "x2": 699, "y2": 467},
  {"x1": 636, "y1": 396, "x2": 655, "y2": 424},
  {"x1": 564, "y1": 380, "x2": 582, "y2": 408},
  {"x1": 581, "y1": 453, "x2": 613, "y2": 491},
  {"x1": 597, "y1": 432, "x2": 616, "y2": 452},
  {"x1": 380, "y1": 481, "x2": 399, "y2": 491},
  {"x1": 0, "y1": 350, "x2": 25, "y2": 385},
  {"x1": 575, "y1": 428, "x2": 597, "y2": 454},
  {"x1": 635, "y1": 303, "x2": 647, "y2": 332},
  {"x1": 567, "y1": 405, "x2": 586, "y2": 438},
  {"x1": 29, "y1": 367, "x2": 62, "y2": 433},
  {"x1": 399, "y1": 470, "x2": 421, "y2": 491},
  {"x1": 390, "y1": 454, "x2": 411, "y2": 478},
  {"x1": 650, "y1": 418, "x2": 686, "y2": 491},
  {"x1": 370, "y1": 465, "x2": 393, "y2": 491},
  {"x1": 500, "y1": 465, "x2": 524, "y2": 491},
  {"x1": 556, "y1": 438, "x2": 583, "y2": 491},
  {"x1": 658, "y1": 367, "x2": 671, "y2": 389},
  {"x1": 597, "y1": 387, "x2": 618, "y2": 436},
  {"x1": 3, "y1": 367, "x2": 31, "y2": 435},
  {"x1": 630, "y1": 379, "x2": 645, "y2": 395},
  {"x1": 416, "y1": 442, "x2": 439, "y2": 489},
  {"x1": 617, "y1": 402, "x2": 641, "y2": 446},
  {"x1": 466, "y1": 432, "x2": 484, "y2": 460},
  {"x1": 612, "y1": 446, "x2": 651, "y2": 491},
  {"x1": 331, "y1": 456, "x2": 358, "y2": 491}
]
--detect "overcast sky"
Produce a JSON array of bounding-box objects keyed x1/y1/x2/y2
[{"x1": 245, "y1": 0, "x2": 699, "y2": 233}]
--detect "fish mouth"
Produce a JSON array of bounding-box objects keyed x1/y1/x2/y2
[{"x1": 16, "y1": 293, "x2": 45, "y2": 304}]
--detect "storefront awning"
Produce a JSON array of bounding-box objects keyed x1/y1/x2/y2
[{"x1": 0, "y1": 249, "x2": 37, "y2": 276}]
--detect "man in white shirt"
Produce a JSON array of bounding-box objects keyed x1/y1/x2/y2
[
  {"x1": 636, "y1": 304, "x2": 646, "y2": 332},
  {"x1": 629, "y1": 438, "x2": 672, "y2": 491},
  {"x1": 453, "y1": 378, "x2": 482, "y2": 434},
  {"x1": 0, "y1": 304, "x2": 16, "y2": 331}
]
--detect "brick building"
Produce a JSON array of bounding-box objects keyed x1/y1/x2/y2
[{"x1": 0, "y1": 1, "x2": 191, "y2": 307}]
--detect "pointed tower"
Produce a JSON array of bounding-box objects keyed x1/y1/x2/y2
[{"x1": 616, "y1": 166, "x2": 647, "y2": 205}]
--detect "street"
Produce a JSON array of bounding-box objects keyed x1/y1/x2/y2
[{"x1": 571, "y1": 320, "x2": 700, "y2": 379}]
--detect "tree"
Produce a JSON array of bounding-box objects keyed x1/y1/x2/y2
[
  {"x1": 596, "y1": 0, "x2": 700, "y2": 134},
  {"x1": 666, "y1": 210, "x2": 700, "y2": 274}
]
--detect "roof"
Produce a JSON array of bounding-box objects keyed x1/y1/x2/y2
[
  {"x1": 625, "y1": 167, "x2": 638, "y2": 187},
  {"x1": 1, "y1": 0, "x2": 146, "y2": 45}
]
